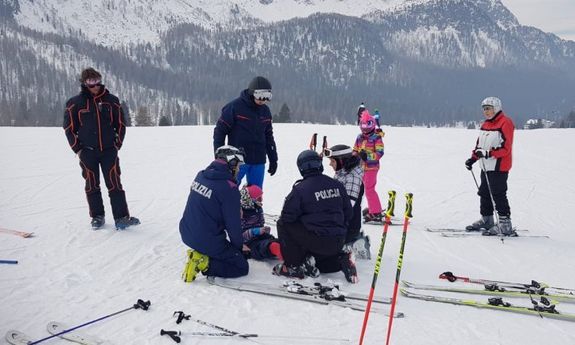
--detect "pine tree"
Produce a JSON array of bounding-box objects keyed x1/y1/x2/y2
[
  {"x1": 135, "y1": 106, "x2": 154, "y2": 126},
  {"x1": 275, "y1": 103, "x2": 291, "y2": 123},
  {"x1": 159, "y1": 115, "x2": 172, "y2": 126}
]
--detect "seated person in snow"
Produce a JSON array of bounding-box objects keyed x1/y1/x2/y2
[
  {"x1": 273, "y1": 149, "x2": 359, "y2": 283},
  {"x1": 239, "y1": 184, "x2": 282, "y2": 260},
  {"x1": 324, "y1": 144, "x2": 371, "y2": 260},
  {"x1": 179, "y1": 145, "x2": 249, "y2": 282}
]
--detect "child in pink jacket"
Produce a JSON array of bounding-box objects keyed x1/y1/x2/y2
[{"x1": 353, "y1": 110, "x2": 385, "y2": 223}]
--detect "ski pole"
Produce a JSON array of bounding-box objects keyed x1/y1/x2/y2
[
  {"x1": 0, "y1": 260, "x2": 18, "y2": 264},
  {"x1": 358, "y1": 190, "x2": 396, "y2": 345},
  {"x1": 470, "y1": 169, "x2": 480, "y2": 190},
  {"x1": 161, "y1": 329, "x2": 351, "y2": 342},
  {"x1": 27, "y1": 299, "x2": 150, "y2": 345},
  {"x1": 478, "y1": 159, "x2": 503, "y2": 240},
  {"x1": 385, "y1": 193, "x2": 413, "y2": 345}
]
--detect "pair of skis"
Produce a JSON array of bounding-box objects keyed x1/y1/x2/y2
[
  {"x1": 401, "y1": 272, "x2": 575, "y2": 322},
  {"x1": 5, "y1": 299, "x2": 150, "y2": 345},
  {"x1": 425, "y1": 227, "x2": 549, "y2": 239},
  {"x1": 309, "y1": 132, "x2": 328, "y2": 155},
  {"x1": 207, "y1": 277, "x2": 403, "y2": 317}
]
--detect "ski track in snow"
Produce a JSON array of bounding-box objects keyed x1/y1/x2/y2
[{"x1": 1, "y1": 125, "x2": 575, "y2": 345}]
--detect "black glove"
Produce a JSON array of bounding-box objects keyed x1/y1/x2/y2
[
  {"x1": 359, "y1": 150, "x2": 368, "y2": 161},
  {"x1": 474, "y1": 149, "x2": 489, "y2": 158},
  {"x1": 268, "y1": 160, "x2": 278, "y2": 176},
  {"x1": 465, "y1": 158, "x2": 476, "y2": 171}
]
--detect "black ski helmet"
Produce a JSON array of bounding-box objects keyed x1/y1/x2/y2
[
  {"x1": 248, "y1": 76, "x2": 272, "y2": 95},
  {"x1": 215, "y1": 145, "x2": 245, "y2": 175},
  {"x1": 324, "y1": 144, "x2": 353, "y2": 171},
  {"x1": 297, "y1": 150, "x2": 323, "y2": 176}
]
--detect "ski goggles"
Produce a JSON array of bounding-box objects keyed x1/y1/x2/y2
[
  {"x1": 253, "y1": 89, "x2": 272, "y2": 102},
  {"x1": 84, "y1": 78, "x2": 102, "y2": 88},
  {"x1": 323, "y1": 147, "x2": 353, "y2": 158}
]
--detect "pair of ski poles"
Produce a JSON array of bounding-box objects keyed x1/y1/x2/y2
[{"x1": 359, "y1": 191, "x2": 413, "y2": 345}]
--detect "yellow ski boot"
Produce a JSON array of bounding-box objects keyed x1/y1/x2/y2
[{"x1": 182, "y1": 249, "x2": 210, "y2": 282}]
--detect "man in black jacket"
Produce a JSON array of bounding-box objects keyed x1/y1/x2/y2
[
  {"x1": 274, "y1": 150, "x2": 358, "y2": 283},
  {"x1": 63, "y1": 67, "x2": 139, "y2": 230},
  {"x1": 213, "y1": 76, "x2": 278, "y2": 189}
]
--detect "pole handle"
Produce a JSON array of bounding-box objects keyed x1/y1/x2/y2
[{"x1": 404, "y1": 193, "x2": 413, "y2": 219}]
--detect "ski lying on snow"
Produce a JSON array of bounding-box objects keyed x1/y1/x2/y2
[
  {"x1": 438, "y1": 271, "x2": 575, "y2": 296},
  {"x1": 5, "y1": 322, "x2": 104, "y2": 345},
  {"x1": 402, "y1": 281, "x2": 575, "y2": 303},
  {"x1": 207, "y1": 277, "x2": 403, "y2": 317},
  {"x1": 5, "y1": 330, "x2": 33, "y2": 345},
  {"x1": 46, "y1": 322, "x2": 104, "y2": 345},
  {"x1": 0, "y1": 228, "x2": 34, "y2": 238},
  {"x1": 440, "y1": 232, "x2": 548, "y2": 238},
  {"x1": 400, "y1": 288, "x2": 575, "y2": 322},
  {"x1": 426, "y1": 227, "x2": 527, "y2": 233}
]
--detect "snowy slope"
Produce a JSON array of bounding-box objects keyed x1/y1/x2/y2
[
  {"x1": 14, "y1": 0, "x2": 409, "y2": 46},
  {"x1": 1, "y1": 124, "x2": 575, "y2": 344}
]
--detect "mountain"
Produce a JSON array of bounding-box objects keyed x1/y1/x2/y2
[{"x1": 1, "y1": 0, "x2": 574, "y2": 126}]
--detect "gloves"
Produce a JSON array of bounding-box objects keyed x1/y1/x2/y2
[
  {"x1": 475, "y1": 149, "x2": 489, "y2": 158},
  {"x1": 465, "y1": 158, "x2": 476, "y2": 171},
  {"x1": 268, "y1": 160, "x2": 278, "y2": 176},
  {"x1": 359, "y1": 150, "x2": 368, "y2": 161}
]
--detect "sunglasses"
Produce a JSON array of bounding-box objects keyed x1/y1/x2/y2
[
  {"x1": 84, "y1": 79, "x2": 102, "y2": 88},
  {"x1": 253, "y1": 89, "x2": 272, "y2": 102},
  {"x1": 482, "y1": 106, "x2": 494, "y2": 111}
]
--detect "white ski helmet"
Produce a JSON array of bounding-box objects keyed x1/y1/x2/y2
[{"x1": 481, "y1": 97, "x2": 502, "y2": 114}]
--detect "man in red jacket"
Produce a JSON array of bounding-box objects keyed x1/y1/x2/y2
[{"x1": 464, "y1": 97, "x2": 515, "y2": 236}]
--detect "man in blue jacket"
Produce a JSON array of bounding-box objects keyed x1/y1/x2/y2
[
  {"x1": 274, "y1": 150, "x2": 358, "y2": 283},
  {"x1": 179, "y1": 145, "x2": 249, "y2": 282},
  {"x1": 213, "y1": 76, "x2": 278, "y2": 189}
]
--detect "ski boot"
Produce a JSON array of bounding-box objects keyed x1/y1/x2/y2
[
  {"x1": 91, "y1": 215, "x2": 105, "y2": 230},
  {"x1": 482, "y1": 216, "x2": 517, "y2": 237},
  {"x1": 182, "y1": 249, "x2": 210, "y2": 282},
  {"x1": 339, "y1": 252, "x2": 359, "y2": 284},
  {"x1": 465, "y1": 215, "x2": 494, "y2": 231},
  {"x1": 363, "y1": 210, "x2": 383, "y2": 224},
  {"x1": 351, "y1": 232, "x2": 371, "y2": 260},
  {"x1": 272, "y1": 263, "x2": 305, "y2": 279},
  {"x1": 303, "y1": 256, "x2": 320, "y2": 278},
  {"x1": 115, "y1": 216, "x2": 141, "y2": 230}
]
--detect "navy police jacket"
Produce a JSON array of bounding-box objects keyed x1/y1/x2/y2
[
  {"x1": 63, "y1": 85, "x2": 126, "y2": 153},
  {"x1": 213, "y1": 90, "x2": 278, "y2": 165},
  {"x1": 179, "y1": 160, "x2": 243, "y2": 255},
  {"x1": 280, "y1": 172, "x2": 352, "y2": 237}
]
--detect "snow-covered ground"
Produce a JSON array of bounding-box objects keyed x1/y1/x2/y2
[{"x1": 1, "y1": 124, "x2": 574, "y2": 344}]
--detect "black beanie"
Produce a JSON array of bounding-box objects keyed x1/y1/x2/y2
[{"x1": 248, "y1": 76, "x2": 272, "y2": 95}]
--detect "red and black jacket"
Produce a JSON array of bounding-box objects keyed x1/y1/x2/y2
[
  {"x1": 472, "y1": 111, "x2": 515, "y2": 172},
  {"x1": 63, "y1": 86, "x2": 126, "y2": 153}
]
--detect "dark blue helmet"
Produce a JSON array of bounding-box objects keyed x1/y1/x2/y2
[{"x1": 297, "y1": 150, "x2": 323, "y2": 176}]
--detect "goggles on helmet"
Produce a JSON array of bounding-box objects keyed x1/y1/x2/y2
[
  {"x1": 253, "y1": 89, "x2": 272, "y2": 101},
  {"x1": 323, "y1": 147, "x2": 353, "y2": 158}
]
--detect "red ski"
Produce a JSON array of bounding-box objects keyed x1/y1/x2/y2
[{"x1": 0, "y1": 228, "x2": 34, "y2": 238}]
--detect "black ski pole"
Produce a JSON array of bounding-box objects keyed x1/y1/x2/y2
[
  {"x1": 478, "y1": 158, "x2": 503, "y2": 240},
  {"x1": 28, "y1": 299, "x2": 150, "y2": 345}
]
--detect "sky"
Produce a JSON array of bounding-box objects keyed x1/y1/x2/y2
[{"x1": 501, "y1": 0, "x2": 575, "y2": 41}]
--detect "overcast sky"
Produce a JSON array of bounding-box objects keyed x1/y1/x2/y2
[{"x1": 500, "y1": 0, "x2": 575, "y2": 41}]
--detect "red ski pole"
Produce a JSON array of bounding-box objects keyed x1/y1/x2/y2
[
  {"x1": 385, "y1": 193, "x2": 413, "y2": 345},
  {"x1": 358, "y1": 190, "x2": 396, "y2": 345}
]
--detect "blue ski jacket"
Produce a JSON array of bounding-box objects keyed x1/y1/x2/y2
[
  {"x1": 213, "y1": 90, "x2": 278, "y2": 165},
  {"x1": 179, "y1": 160, "x2": 243, "y2": 255}
]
